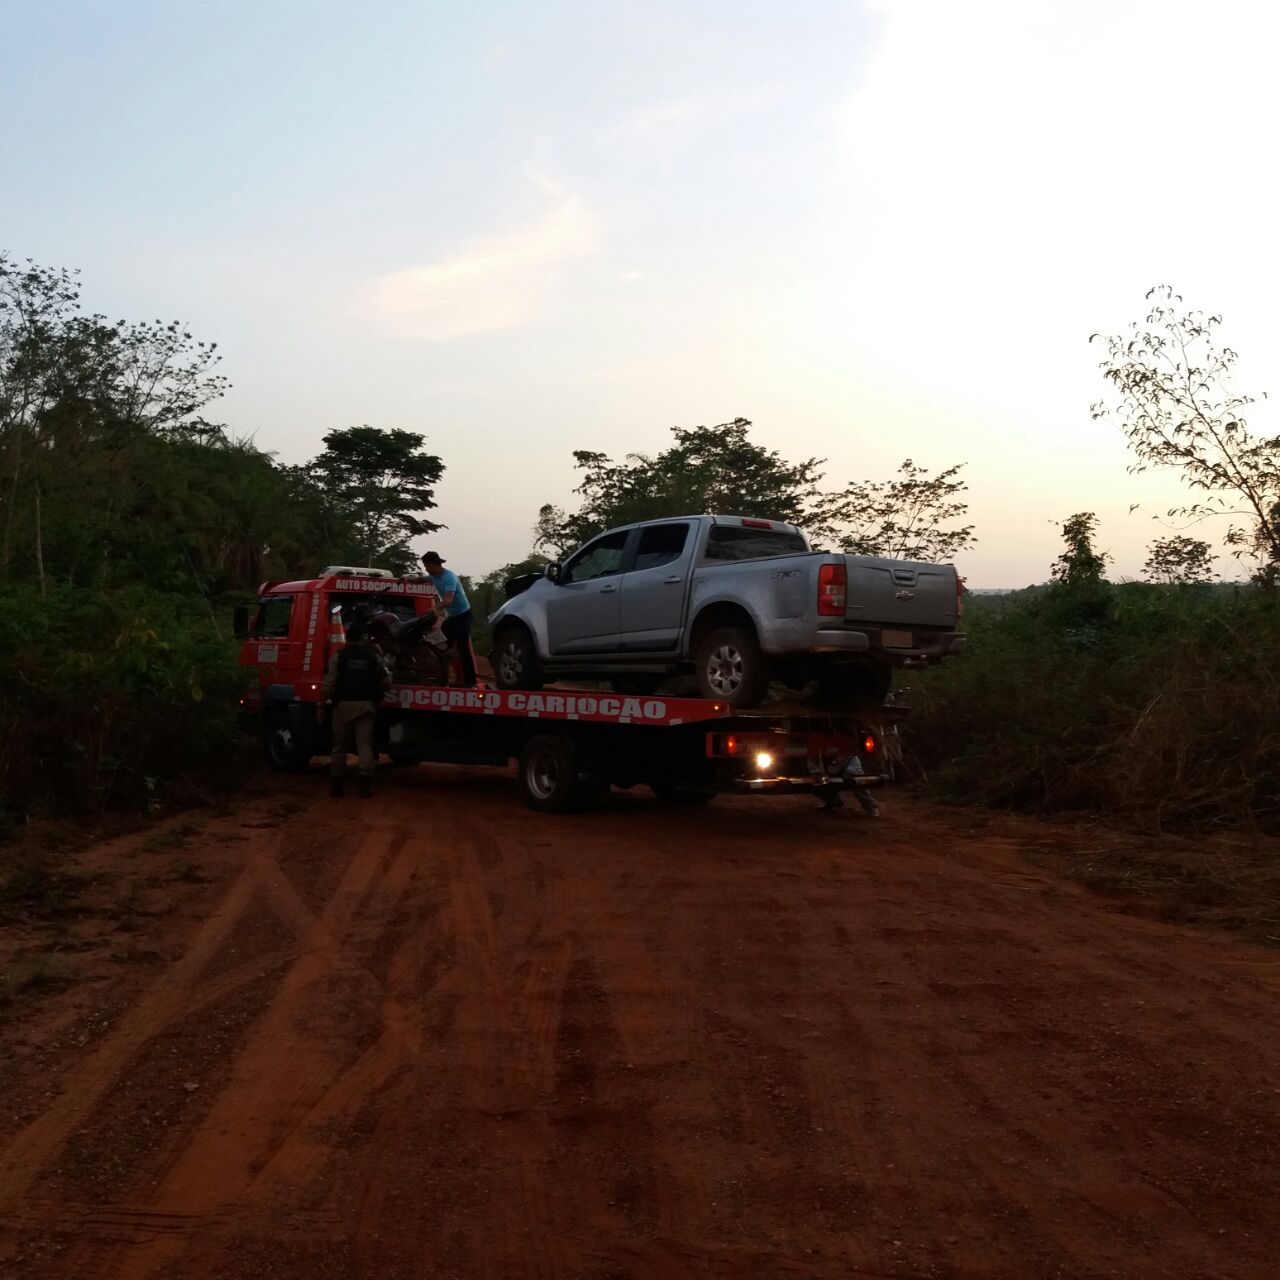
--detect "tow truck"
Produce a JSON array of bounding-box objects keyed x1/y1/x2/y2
[{"x1": 234, "y1": 567, "x2": 899, "y2": 813}]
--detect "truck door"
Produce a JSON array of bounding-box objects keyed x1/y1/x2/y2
[
  {"x1": 546, "y1": 528, "x2": 631, "y2": 654},
  {"x1": 618, "y1": 521, "x2": 691, "y2": 652},
  {"x1": 248, "y1": 593, "x2": 302, "y2": 685}
]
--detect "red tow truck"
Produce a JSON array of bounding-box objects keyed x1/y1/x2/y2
[{"x1": 234, "y1": 567, "x2": 898, "y2": 813}]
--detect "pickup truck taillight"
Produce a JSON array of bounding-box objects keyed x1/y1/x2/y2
[
  {"x1": 817, "y1": 563, "x2": 846, "y2": 616},
  {"x1": 956, "y1": 572, "x2": 965, "y2": 621}
]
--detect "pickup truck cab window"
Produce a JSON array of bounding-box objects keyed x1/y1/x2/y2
[
  {"x1": 253, "y1": 595, "x2": 294, "y2": 638},
  {"x1": 562, "y1": 531, "x2": 629, "y2": 585},
  {"x1": 703, "y1": 526, "x2": 808, "y2": 562},
  {"x1": 633, "y1": 522, "x2": 689, "y2": 571}
]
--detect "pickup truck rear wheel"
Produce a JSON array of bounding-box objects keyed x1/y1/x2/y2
[
  {"x1": 696, "y1": 626, "x2": 769, "y2": 708},
  {"x1": 491, "y1": 626, "x2": 543, "y2": 691}
]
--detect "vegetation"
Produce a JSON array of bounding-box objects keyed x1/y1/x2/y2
[
  {"x1": 907, "y1": 289, "x2": 1280, "y2": 836},
  {"x1": 1091, "y1": 285, "x2": 1280, "y2": 584},
  {"x1": 1143, "y1": 535, "x2": 1216, "y2": 585},
  {"x1": 303, "y1": 426, "x2": 444, "y2": 571},
  {"x1": 908, "y1": 569, "x2": 1280, "y2": 831},
  {"x1": 534, "y1": 418, "x2": 975, "y2": 562},
  {"x1": 0, "y1": 252, "x2": 441, "y2": 820}
]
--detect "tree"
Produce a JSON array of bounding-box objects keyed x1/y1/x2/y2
[
  {"x1": 1, "y1": 253, "x2": 229, "y2": 592},
  {"x1": 1091, "y1": 286, "x2": 1280, "y2": 582},
  {"x1": 533, "y1": 418, "x2": 974, "y2": 563},
  {"x1": 1143, "y1": 535, "x2": 1216, "y2": 585},
  {"x1": 307, "y1": 426, "x2": 444, "y2": 570},
  {"x1": 1051, "y1": 512, "x2": 1109, "y2": 585},
  {"x1": 534, "y1": 419, "x2": 825, "y2": 554},
  {"x1": 809, "y1": 459, "x2": 975, "y2": 561}
]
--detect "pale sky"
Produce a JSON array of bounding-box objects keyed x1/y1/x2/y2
[{"x1": 3, "y1": 0, "x2": 1276, "y2": 586}]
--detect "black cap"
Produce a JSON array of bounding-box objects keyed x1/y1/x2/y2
[{"x1": 421, "y1": 551, "x2": 446, "y2": 565}]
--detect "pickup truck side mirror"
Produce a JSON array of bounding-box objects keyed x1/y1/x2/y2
[
  {"x1": 232, "y1": 604, "x2": 250, "y2": 638},
  {"x1": 543, "y1": 562, "x2": 562, "y2": 584}
]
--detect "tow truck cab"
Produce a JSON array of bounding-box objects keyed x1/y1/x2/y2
[{"x1": 236, "y1": 567, "x2": 440, "y2": 770}]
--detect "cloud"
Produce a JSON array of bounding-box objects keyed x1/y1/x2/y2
[
  {"x1": 369, "y1": 176, "x2": 597, "y2": 341},
  {"x1": 608, "y1": 86, "x2": 785, "y2": 155}
]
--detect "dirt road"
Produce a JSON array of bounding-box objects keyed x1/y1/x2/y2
[{"x1": 1, "y1": 769, "x2": 1278, "y2": 1279}]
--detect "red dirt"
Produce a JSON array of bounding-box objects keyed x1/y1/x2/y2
[{"x1": 1, "y1": 771, "x2": 1278, "y2": 1279}]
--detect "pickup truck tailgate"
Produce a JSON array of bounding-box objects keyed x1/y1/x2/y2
[{"x1": 844, "y1": 556, "x2": 958, "y2": 628}]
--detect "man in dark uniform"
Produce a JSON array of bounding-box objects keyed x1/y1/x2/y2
[{"x1": 322, "y1": 621, "x2": 392, "y2": 798}]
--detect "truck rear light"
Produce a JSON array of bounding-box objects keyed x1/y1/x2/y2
[
  {"x1": 707, "y1": 732, "x2": 776, "y2": 758},
  {"x1": 956, "y1": 573, "x2": 965, "y2": 620},
  {"x1": 863, "y1": 734, "x2": 876, "y2": 755},
  {"x1": 817, "y1": 563, "x2": 846, "y2": 616},
  {"x1": 741, "y1": 518, "x2": 774, "y2": 529}
]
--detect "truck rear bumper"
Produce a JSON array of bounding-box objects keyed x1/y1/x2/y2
[
  {"x1": 799, "y1": 628, "x2": 966, "y2": 661},
  {"x1": 731, "y1": 773, "x2": 888, "y2": 795}
]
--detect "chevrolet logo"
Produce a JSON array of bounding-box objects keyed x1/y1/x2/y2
[{"x1": 895, "y1": 589, "x2": 915, "y2": 601}]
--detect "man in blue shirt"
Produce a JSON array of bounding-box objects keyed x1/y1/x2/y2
[{"x1": 420, "y1": 550, "x2": 478, "y2": 686}]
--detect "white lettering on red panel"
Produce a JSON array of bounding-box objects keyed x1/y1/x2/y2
[
  {"x1": 385, "y1": 686, "x2": 693, "y2": 725},
  {"x1": 333, "y1": 578, "x2": 435, "y2": 595}
]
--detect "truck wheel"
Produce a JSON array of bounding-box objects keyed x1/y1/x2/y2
[
  {"x1": 696, "y1": 626, "x2": 769, "y2": 707},
  {"x1": 650, "y1": 779, "x2": 717, "y2": 805},
  {"x1": 817, "y1": 663, "x2": 892, "y2": 709},
  {"x1": 518, "y1": 732, "x2": 581, "y2": 812},
  {"x1": 491, "y1": 626, "x2": 543, "y2": 691},
  {"x1": 264, "y1": 715, "x2": 312, "y2": 772}
]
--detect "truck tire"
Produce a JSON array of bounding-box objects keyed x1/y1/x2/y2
[
  {"x1": 696, "y1": 626, "x2": 769, "y2": 708},
  {"x1": 491, "y1": 625, "x2": 543, "y2": 692},
  {"x1": 517, "y1": 732, "x2": 581, "y2": 812},
  {"x1": 817, "y1": 663, "x2": 893, "y2": 709},
  {"x1": 264, "y1": 713, "x2": 312, "y2": 772}
]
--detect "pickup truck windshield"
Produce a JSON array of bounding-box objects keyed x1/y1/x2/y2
[{"x1": 703, "y1": 526, "x2": 808, "y2": 562}]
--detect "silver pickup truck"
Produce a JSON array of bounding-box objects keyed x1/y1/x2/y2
[{"x1": 488, "y1": 514, "x2": 965, "y2": 707}]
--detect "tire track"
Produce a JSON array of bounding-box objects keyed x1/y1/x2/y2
[{"x1": 56, "y1": 822, "x2": 409, "y2": 1279}]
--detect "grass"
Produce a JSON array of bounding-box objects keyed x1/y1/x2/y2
[
  {"x1": 137, "y1": 819, "x2": 201, "y2": 855},
  {"x1": 0, "y1": 952, "x2": 73, "y2": 1008},
  {"x1": 170, "y1": 859, "x2": 205, "y2": 883},
  {"x1": 0, "y1": 865, "x2": 91, "y2": 920}
]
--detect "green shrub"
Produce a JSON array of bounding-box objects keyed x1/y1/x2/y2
[
  {"x1": 907, "y1": 583, "x2": 1280, "y2": 830},
  {"x1": 0, "y1": 584, "x2": 241, "y2": 819}
]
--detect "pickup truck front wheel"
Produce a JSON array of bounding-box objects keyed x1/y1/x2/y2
[
  {"x1": 491, "y1": 626, "x2": 543, "y2": 691},
  {"x1": 696, "y1": 626, "x2": 769, "y2": 707}
]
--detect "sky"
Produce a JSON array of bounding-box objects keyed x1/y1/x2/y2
[{"x1": 2, "y1": 0, "x2": 1277, "y2": 587}]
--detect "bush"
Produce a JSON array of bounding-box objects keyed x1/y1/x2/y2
[
  {"x1": 0, "y1": 585, "x2": 241, "y2": 819},
  {"x1": 907, "y1": 583, "x2": 1280, "y2": 830}
]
